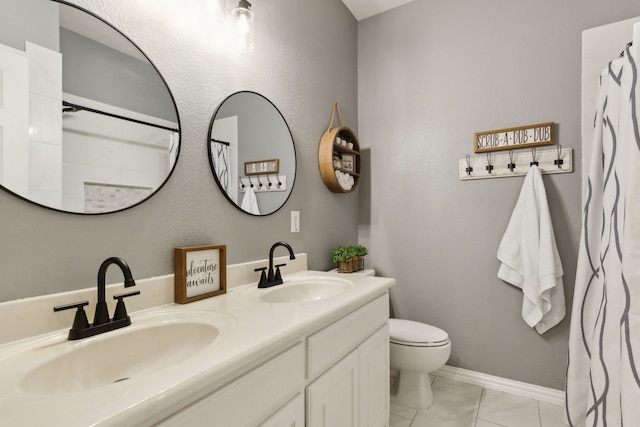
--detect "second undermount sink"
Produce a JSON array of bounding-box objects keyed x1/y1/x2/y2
[
  {"x1": 8, "y1": 310, "x2": 236, "y2": 394},
  {"x1": 260, "y1": 276, "x2": 353, "y2": 303}
]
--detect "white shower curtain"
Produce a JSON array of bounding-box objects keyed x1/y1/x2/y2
[{"x1": 566, "y1": 24, "x2": 640, "y2": 426}]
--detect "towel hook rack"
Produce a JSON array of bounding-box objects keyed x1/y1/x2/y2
[
  {"x1": 459, "y1": 147, "x2": 573, "y2": 180},
  {"x1": 530, "y1": 148, "x2": 539, "y2": 166},
  {"x1": 554, "y1": 145, "x2": 564, "y2": 169},
  {"x1": 508, "y1": 150, "x2": 516, "y2": 172},
  {"x1": 466, "y1": 155, "x2": 473, "y2": 176},
  {"x1": 486, "y1": 153, "x2": 494, "y2": 174}
]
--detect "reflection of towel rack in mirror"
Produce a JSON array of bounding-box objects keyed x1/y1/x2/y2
[
  {"x1": 62, "y1": 101, "x2": 179, "y2": 132},
  {"x1": 239, "y1": 174, "x2": 287, "y2": 192},
  {"x1": 459, "y1": 147, "x2": 573, "y2": 180}
]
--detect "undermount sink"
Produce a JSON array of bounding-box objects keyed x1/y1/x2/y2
[
  {"x1": 5, "y1": 310, "x2": 236, "y2": 394},
  {"x1": 260, "y1": 276, "x2": 353, "y2": 303}
]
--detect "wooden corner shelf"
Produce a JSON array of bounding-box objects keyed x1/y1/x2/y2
[{"x1": 318, "y1": 126, "x2": 360, "y2": 193}]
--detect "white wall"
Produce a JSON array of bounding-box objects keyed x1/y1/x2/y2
[
  {"x1": 0, "y1": 0, "x2": 359, "y2": 301},
  {"x1": 358, "y1": 0, "x2": 640, "y2": 390}
]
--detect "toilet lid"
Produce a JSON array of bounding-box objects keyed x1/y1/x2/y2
[{"x1": 389, "y1": 318, "x2": 449, "y2": 345}]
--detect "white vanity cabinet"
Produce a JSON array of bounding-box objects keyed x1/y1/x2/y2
[
  {"x1": 156, "y1": 342, "x2": 306, "y2": 426},
  {"x1": 156, "y1": 293, "x2": 389, "y2": 427},
  {"x1": 306, "y1": 294, "x2": 390, "y2": 427}
]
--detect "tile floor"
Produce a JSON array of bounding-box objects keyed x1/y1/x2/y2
[{"x1": 390, "y1": 375, "x2": 566, "y2": 427}]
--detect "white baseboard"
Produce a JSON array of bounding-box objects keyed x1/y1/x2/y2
[{"x1": 434, "y1": 365, "x2": 565, "y2": 406}]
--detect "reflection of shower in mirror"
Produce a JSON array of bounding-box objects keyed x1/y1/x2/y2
[{"x1": 62, "y1": 94, "x2": 179, "y2": 213}]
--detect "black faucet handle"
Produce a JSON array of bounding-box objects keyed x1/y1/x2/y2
[
  {"x1": 274, "y1": 263, "x2": 287, "y2": 281},
  {"x1": 54, "y1": 301, "x2": 90, "y2": 331},
  {"x1": 254, "y1": 267, "x2": 268, "y2": 287},
  {"x1": 112, "y1": 290, "x2": 140, "y2": 321},
  {"x1": 53, "y1": 300, "x2": 89, "y2": 312}
]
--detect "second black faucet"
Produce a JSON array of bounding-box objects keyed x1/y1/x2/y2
[{"x1": 255, "y1": 241, "x2": 295, "y2": 288}]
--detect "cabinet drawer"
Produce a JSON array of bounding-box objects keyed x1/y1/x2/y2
[
  {"x1": 158, "y1": 342, "x2": 305, "y2": 426},
  {"x1": 307, "y1": 293, "x2": 388, "y2": 379}
]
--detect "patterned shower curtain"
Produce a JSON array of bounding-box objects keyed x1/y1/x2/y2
[
  {"x1": 565, "y1": 24, "x2": 640, "y2": 426},
  {"x1": 212, "y1": 140, "x2": 231, "y2": 193}
]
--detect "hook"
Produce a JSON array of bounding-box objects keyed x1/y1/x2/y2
[
  {"x1": 465, "y1": 155, "x2": 473, "y2": 176},
  {"x1": 507, "y1": 150, "x2": 516, "y2": 172},
  {"x1": 485, "y1": 153, "x2": 494, "y2": 174},
  {"x1": 530, "y1": 148, "x2": 538, "y2": 166},
  {"x1": 276, "y1": 175, "x2": 282, "y2": 188},
  {"x1": 266, "y1": 174, "x2": 273, "y2": 189},
  {"x1": 554, "y1": 145, "x2": 564, "y2": 169},
  {"x1": 256, "y1": 176, "x2": 263, "y2": 189},
  {"x1": 240, "y1": 178, "x2": 246, "y2": 189}
]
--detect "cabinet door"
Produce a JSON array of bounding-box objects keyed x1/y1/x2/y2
[
  {"x1": 307, "y1": 350, "x2": 359, "y2": 427},
  {"x1": 259, "y1": 394, "x2": 305, "y2": 427},
  {"x1": 359, "y1": 325, "x2": 390, "y2": 427}
]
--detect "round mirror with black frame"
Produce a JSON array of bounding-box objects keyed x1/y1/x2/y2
[
  {"x1": 208, "y1": 91, "x2": 296, "y2": 216},
  {"x1": 0, "y1": 0, "x2": 180, "y2": 214}
]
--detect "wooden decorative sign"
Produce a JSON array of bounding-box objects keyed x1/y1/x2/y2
[
  {"x1": 474, "y1": 122, "x2": 554, "y2": 153},
  {"x1": 244, "y1": 159, "x2": 279, "y2": 175},
  {"x1": 174, "y1": 245, "x2": 226, "y2": 304}
]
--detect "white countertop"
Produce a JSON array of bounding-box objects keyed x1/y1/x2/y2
[{"x1": 0, "y1": 270, "x2": 394, "y2": 426}]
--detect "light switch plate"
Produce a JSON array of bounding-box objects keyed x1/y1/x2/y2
[{"x1": 291, "y1": 211, "x2": 300, "y2": 232}]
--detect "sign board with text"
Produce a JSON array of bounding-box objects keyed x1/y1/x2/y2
[
  {"x1": 474, "y1": 122, "x2": 554, "y2": 153},
  {"x1": 174, "y1": 245, "x2": 226, "y2": 304}
]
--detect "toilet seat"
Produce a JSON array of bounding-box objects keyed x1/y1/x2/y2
[{"x1": 389, "y1": 319, "x2": 449, "y2": 347}]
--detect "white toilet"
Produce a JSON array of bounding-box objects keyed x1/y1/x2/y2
[
  {"x1": 330, "y1": 267, "x2": 451, "y2": 409},
  {"x1": 389, "y1": 318, "x2": 451, "y2": 409}
]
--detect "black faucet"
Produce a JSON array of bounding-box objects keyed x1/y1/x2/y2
[
  {"x1": 54, "y1": 257, "x2": 139, "y2": 340},
  {"x1": 255, "y1": 241, "x2": 295, "y2": 288},
  {"x1": 94, "y1": 257, "x2": 136, "y2": 325}
]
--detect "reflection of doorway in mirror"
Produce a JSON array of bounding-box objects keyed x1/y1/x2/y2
[
  {"x1": 212, "y1": 116, "x2": 239, "y2": 204},
  {"x1": 0, "y1": 43, "x2": 30, "y2": 197}
]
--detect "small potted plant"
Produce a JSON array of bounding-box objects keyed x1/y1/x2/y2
[
  {"x1": 332, "y1": 244, "x2": 367, "y2": 273},
  {"x1": 352, "y1": 244, "x2": 368, "y2": 271}
]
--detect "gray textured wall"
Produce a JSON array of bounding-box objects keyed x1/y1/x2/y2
[
  {"x1": 357, "y1": 0, "x2": 640, "y2": 390},
  {"x1": 0, "y1": 0, "x2": 358, "y2": 301}
]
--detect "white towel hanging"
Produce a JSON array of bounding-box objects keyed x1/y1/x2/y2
[
  {"x1": 496, "y1": 165, "x2": 565, "y2": 334},
  {"x1": 241, "y1": 186, "x2": 260, "y2": 215}
]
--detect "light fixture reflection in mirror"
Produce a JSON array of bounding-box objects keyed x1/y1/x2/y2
[
  {"x1": 0, "y1": 0, "x2": 180, "y2": 214},
  {"x1": 208, "y1": 91, "x2": 296, "y2": 216}
]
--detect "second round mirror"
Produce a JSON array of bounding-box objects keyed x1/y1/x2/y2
[{"x1": 208, "y1": 92, "x2": 296, "y2": 216}]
